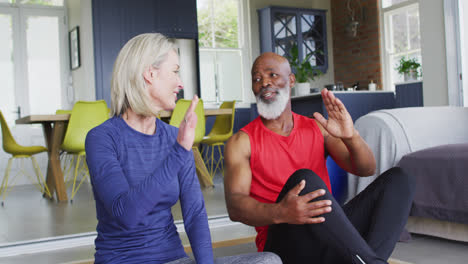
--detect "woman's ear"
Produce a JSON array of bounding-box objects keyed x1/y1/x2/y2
[{"x1": 143, "y1": 66, "x2": 155, "y2": 84}]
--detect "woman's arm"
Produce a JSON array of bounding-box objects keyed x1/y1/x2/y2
[
  {"x1": 178, "y1": 154, "x2": 213, "y2": 264},
  {"x1": 85, "y1": 127, "x2": 191, "y2": 229}
]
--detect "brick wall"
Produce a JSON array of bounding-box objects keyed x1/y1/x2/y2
[{"x1": 331, "y1": 0, "x2": 382, "y2": 90}]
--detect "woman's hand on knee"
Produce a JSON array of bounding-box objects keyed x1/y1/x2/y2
[{"x1": 278, "y1": 180, "x2": 332, "y2": 224}]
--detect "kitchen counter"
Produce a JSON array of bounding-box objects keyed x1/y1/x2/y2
[
  {"x1": 291, "y1": 90, "x2": 394, "y2": 101},
  {"x1": 291, "y1": 90, "x2": 396, "y2": 121}
]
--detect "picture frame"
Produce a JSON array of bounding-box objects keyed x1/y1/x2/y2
[{"x1": 69, "y1": 26, "x2": 81, "y2": 70}]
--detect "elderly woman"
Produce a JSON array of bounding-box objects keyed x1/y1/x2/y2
[{"x1": 85, "y1": 33, "x2": 281, "y2": 264}]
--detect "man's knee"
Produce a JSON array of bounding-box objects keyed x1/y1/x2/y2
[
  {"x1": 286, "y1": 169, "x2": 329, "y2": 195},
  {"x1": 382, "y1": 167, "x2": 416, "y2": 198}
]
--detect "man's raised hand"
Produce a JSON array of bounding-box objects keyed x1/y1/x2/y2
[{"x1": 313, "y1": 88, "x2": 356, "y2": 139}]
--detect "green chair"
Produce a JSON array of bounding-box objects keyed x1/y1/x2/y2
[
  {"x1": 0, "y1": 110, "x2": 50, "y2": 204},
  {"x1": 201, "y1": 101, "x2": 236, "y2": 178},
  {"x1": 61, "y1": 100, "x2": 109, "y2": 200},
  {"x1": 169, "y1": 99, "x2": 213, "y2": 187}
]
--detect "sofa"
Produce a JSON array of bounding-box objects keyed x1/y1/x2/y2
[{"x1": 347, "y1": 106, "x2": 468, "y2": 242}]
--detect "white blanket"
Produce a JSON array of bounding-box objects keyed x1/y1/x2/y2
[{"x1": 347, "y1": 106, "x2": 468, "y2": 201}]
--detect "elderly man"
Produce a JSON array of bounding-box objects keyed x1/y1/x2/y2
[{"x1": 224, "y1": 52, "x2": 415, "y2": 264}]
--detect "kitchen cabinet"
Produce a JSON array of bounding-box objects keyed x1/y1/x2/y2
[
  {"x1": 258, "y1": 6, "x2": 328, "y2": 73},
  {"x1": 156, "y1": 0, "x2": 198, "y2": 39},
  {"x1": 291, "y1": 91, "x2": 396, "y2": 121},
  {"x1": 395, "y1": 81, "x2": 423, "y2": 107},
  {"x1": 92, "y1": 0, "x2": 199, "y2": 105}
]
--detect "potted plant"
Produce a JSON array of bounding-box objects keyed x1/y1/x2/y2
[
  {"x1": 395, "y1": 57, "x2": 421, "y2": 81},
  {"x1": 287, "y1": 44, "x2": 323, "y2": 96}
]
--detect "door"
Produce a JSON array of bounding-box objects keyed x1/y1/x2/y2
[{"x1": 0, "y1": 5, "x2": 69, "y2": 186}]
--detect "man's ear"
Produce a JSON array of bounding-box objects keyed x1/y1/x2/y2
[
  {"x1": 289, "y1": 73, "x2": 296, "y2": 88},
  {"x1": 143, "y1": 66, "x2": 155, "y2": 84}
]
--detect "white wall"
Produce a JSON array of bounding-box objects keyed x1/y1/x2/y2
[
  {"x1": 420, "y1": 0, "x2": 449, "y2": 106},
  {"x1": 66, "y1": 0, "x2": 96, "y2": 104},
  {"x1": 249, "y1": 0, "x2": 334, "y2": 100}
]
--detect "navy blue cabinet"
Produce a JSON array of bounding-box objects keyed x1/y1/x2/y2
[
  {"x1": 156, "y1": 0, "x2": 198, "y2": 39},
  {"x1": 258, "y1": 6, "x2": 328, "y2": 73},
  {"x1": 291, "y1": 92, "x2": 396, "y2": 121},
  {"x1": 92, "y1": 0, "x2": 198, "y2": 104},
  {"x1": 395, "y1": 81, "x2": 423, "y2": 108}
]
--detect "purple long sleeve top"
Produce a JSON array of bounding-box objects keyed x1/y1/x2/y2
[{"x1": 85, "y1": 117, "x2": 213, "y2": 264}]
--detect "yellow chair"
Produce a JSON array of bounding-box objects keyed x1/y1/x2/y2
[
  {"x1": 169, "y1": 99, "x2": 213, "y2": 187},
  {"x1": 56, "y1": 110, "x2": 72, "y2": 115},
  {"x1": 61, "y1": 100, "x2": 109, "y2": 200},
  {"x1": 0, "y1": 110, "x2": 50, "y2": 204},
  {"x1": 201, "y1": 101, "x2": 236, "y2": 178}
]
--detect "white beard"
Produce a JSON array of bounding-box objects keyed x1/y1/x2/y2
[{"x1": 256, "y1": 85, "x2": 290, "y2": 120}]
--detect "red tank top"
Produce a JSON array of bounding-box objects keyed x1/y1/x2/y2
[{"x1": 240, "y1": 112, "x2": 331, "y2": 251}]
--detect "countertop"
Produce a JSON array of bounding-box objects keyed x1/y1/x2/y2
[{"x1": 291, "y1": 90, "x2": 395, "y2": 101}]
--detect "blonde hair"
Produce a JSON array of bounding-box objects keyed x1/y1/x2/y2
[{"x1": 110, "y1": 33, "x2": 176, "y2": 117}]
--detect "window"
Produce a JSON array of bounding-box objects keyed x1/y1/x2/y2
[
  {"x1": 197, "y1": 0, "x2": 248, "y2": 105},
  {"x1": 381, "y1": 0, "x2": 422, "y2": 90},
  {"x1": 0, "y1": 0, "x2": 68, "y2": 125}
]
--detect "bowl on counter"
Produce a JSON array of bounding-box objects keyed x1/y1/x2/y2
[
  {"x1": 324, "y1": 84, "x2": 337, "y2": 91},
  {"x1": 325, "y1": 83, "x2": 345, "y2": 91},
  {"x1": 310, "y1": 88, "x2": 319, "y2": 93}
]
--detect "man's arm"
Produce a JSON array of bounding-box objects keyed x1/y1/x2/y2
[
  {"x1": 313, "y1": 89, "x2": 376, "y2": 176},
  {"x1": 224, "y1": 131, "x2": 331, "y2": 226}
]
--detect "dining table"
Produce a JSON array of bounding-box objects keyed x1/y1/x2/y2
[{"x1": 16, "y1": 108, "x2": 232, "y2": 202}]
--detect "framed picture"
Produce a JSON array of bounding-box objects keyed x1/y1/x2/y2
[{"x1": 69, "y1": 26, "x2": 81, "y2": 70}]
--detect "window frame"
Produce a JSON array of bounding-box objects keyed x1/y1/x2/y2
[{"x1": 380, "y1": 0, "x2": 421, "y2": 91}]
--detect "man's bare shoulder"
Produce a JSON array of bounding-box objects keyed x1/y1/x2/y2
[
  {"x1": 226, "y1": 131, "x2": 251, "y2": 157},
  {"x1": 228, "y1": 130, "x2": 249, "y2": 143}
]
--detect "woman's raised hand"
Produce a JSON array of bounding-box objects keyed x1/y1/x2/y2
[{"x1": 177, "y1": 95, "x2": 199, "y2": 150}]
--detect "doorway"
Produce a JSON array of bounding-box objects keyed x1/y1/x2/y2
[{"x1": 0, "y1": 3, "x2": 69, "y2": 187}]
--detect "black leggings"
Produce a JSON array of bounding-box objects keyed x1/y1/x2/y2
[{"x1": 263, "y1": 167, "x2": 415, "y2": 264}]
